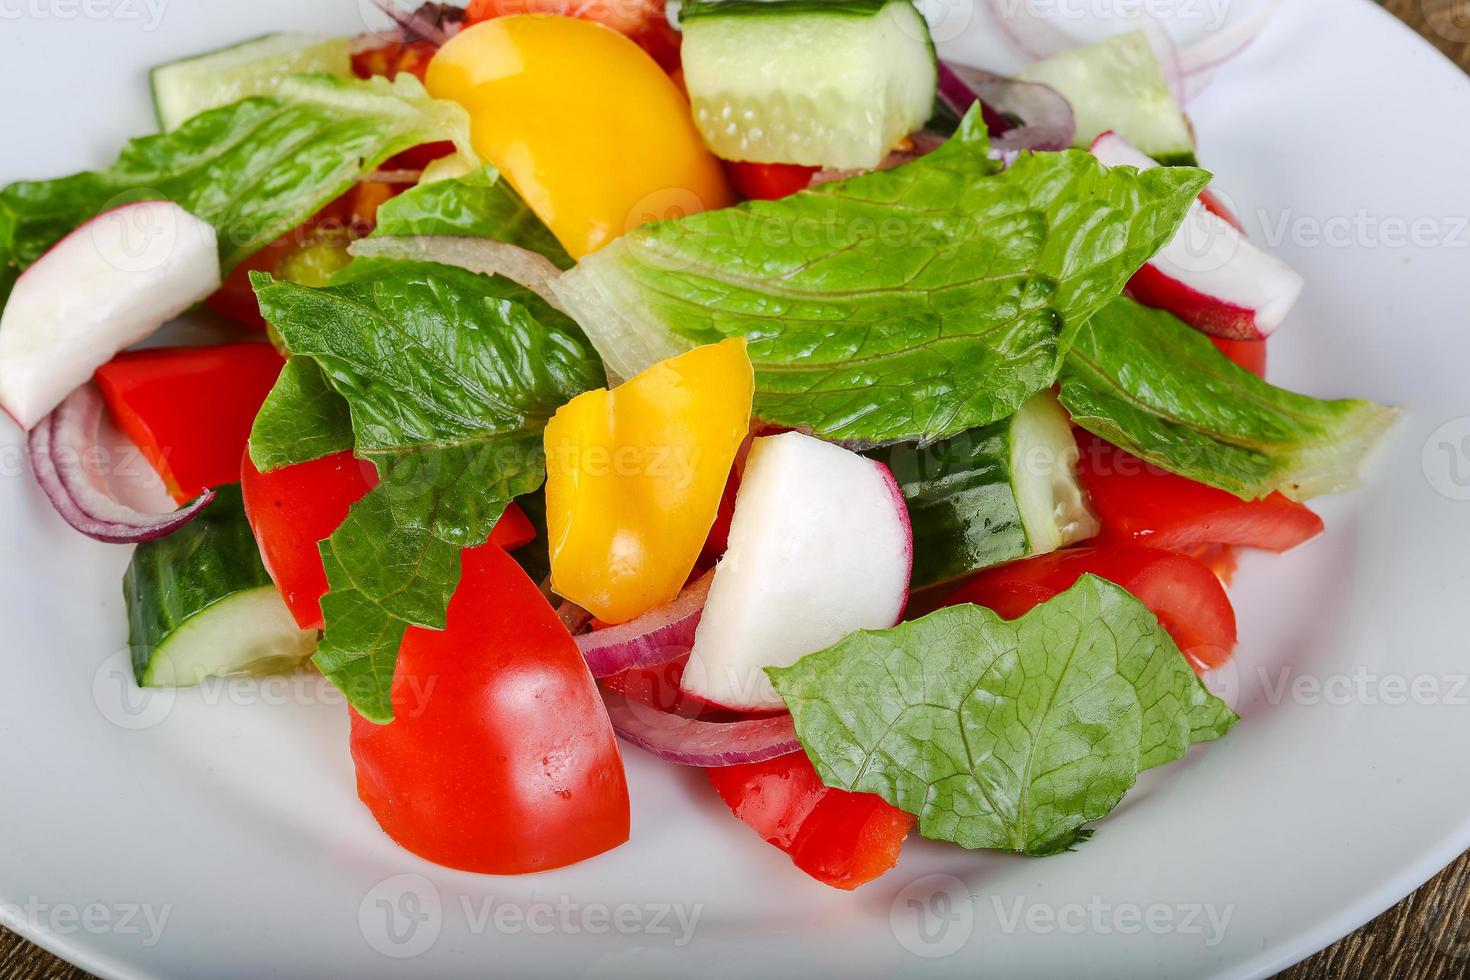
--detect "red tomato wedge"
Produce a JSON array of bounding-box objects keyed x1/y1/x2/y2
[
  {"x1": 242, "y1": 447, "x2": 536, "y2": 632},
  {"x1": 945, "y1": 546, "x2": 1238, "y2": 671},
  {"x1": 241, "y1": 450, "x2": 377, "y2": 631},
  {"x1": 351, "y1": 542, "x2": 630, "y2": 874},
  {"x1": 1210, "y1": 335, "x2": 1267, "y2": 377},
  {"x1": 95, "y1": 344, "x2": 284, "y2": 503},
  {"x1": 1076, "y1": 436, "x2": 1323, "y2": 553},
  {"x1": 707, "y1": 752, "x2": 913, "y2": 890},
  {"x1": 723, "y1": 161, "x2": 818, "y2": 201}
]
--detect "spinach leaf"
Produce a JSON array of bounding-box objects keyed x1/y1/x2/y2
[
  {"x1": 553, "y1": 107, "x2": 1208, "y2": 446},
  {"x1": 1060, "y1": 298, "x2": 1399, "y2": 500},
  {"x1": 767, "y1": 575, "x2": 1235, "y2": 855},
  {"x1": 251, "y1": 258, "x2": 602, "y2": 722}
]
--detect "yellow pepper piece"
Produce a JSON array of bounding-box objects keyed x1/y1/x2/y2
[
  {"x1": 426, "y1": 15, "x2": 735, "y2": 259},
  {"x1": 545, "y1": 339, "x2": 753, "y2": 624}
]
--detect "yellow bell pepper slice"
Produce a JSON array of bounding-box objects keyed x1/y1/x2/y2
[
  {"x1": 545, "y1": 339, "x2": 753, "y2": 624},
  {"x1": 425, "y1": 14, "x2": 735, "y2": 259}
]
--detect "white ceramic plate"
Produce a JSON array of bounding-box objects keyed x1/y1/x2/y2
[{"x1": 3, "y1": 1, "x2": 1469, "y2": 977}]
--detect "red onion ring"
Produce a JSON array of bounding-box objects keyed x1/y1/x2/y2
[
  {"x1": 577, "y1": 572, "x2": 713, "y2": 678},
  {"x1": 27, "y1": 384, "x2": 213, "y2": 543},
  {"x1": 936, "y1": 63, "x2": 1076, "y2": 154},
  {"x1": 600, "y1": 688, "x2": 801, "y2": 767}
]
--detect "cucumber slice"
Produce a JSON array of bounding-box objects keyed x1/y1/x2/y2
[
  {"x1": 150, "y1": 33, "x2": 352, "y2": 131},
  {"x1": 869, "y1": 391, "x2": 1098, "y2": 589},
  {"x1": 1016, "y1": 30, "x2": 1193, "y2": 162},
  {"x1": 680, "y1": 0, "x2": 937, "y2": 169},
  {"x1": 124, "y1": 485, "x2": 317, "y2": 688}
]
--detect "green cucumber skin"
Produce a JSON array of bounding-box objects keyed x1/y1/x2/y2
[
  {"x1": 681, "y1": 0, "x2": 893, "y2": 22},
  {"x1": 869, "y1": 421, "x2": 1029, "y2": 590},
  {"x1": 124, "y1": 484, "x2": 275, "y2": 684}
]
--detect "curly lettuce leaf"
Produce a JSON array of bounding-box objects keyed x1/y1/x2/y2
[
  {"x1": 369, "y1": 165, "x2": 573, "y2": 269},
  {"x1": 767, "y1": 575, "x2": 1236, "y2": 855},
  {"x1": 552, "y1": 107, "x2": 1208, "y2": 445},
  {"x1": 1059, "y1": 298, "x2": 1400, "y2": 501},
  {"x1": 251, "y1": 259, "x2": 602, "y2": 722},
  {"x1": 0, "y1": 73, "x2": 473, "y2": 307}
]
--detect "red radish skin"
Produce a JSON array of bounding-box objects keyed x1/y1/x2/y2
[
  {"x1": 1091, "y1": 132, "x2": 1304, "y2": 340},
  {"x1": 872, "y1": 457, "x2": 914, "y2": 622}
]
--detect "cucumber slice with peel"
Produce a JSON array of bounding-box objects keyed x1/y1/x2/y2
[
  {"x1": 680, "y1": 0, "x2": 937, "y2": 169},
  {"x1": 124, "y1": 484, "x2": 317, "y2": 688},
  {"x1": 869, "y1": 391, "x2": 1098, "y2": 589},
  {"x1": 1017, "y1": 30, "x2": 1194, "y2": 162},
  {"x1": 150, "y1": 33, "x2": 351, "y2": 131}
]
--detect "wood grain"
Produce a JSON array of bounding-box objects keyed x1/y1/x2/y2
[{"x1": 3, "y1": 1, "x2": 1468, "y2": 977}]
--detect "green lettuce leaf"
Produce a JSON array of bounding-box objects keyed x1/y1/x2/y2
[
  {"x1": 369, "y1": 165, "x2": 573, "y2": 269},
  {"x1": 552, "y1": 107, "x2": 1208, "y2": 445},
  {"x1": 251, "y1": 259, "x2": 603, "y2": 722},
  {"x1": 1059, "y1": 298, "x2": 1400, "y2": 501},
  {"x1": 0, "y1": 73, "x2": 473, "y2": 307},
  {"x1": 248, "y1": 357, "x2": 354, "y2": 472},
  {"x1": 767, "y1": 575, "x2": 1236, "y2": 855}
]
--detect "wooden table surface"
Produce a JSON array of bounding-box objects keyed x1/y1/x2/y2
[{"x1": 4, "y1": 1, "x2": 1469, "y2": 977}]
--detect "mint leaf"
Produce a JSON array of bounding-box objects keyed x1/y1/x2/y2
[
  {"x1": 1060, "y1": 298, "x2": 1400, "y2": 501},
  {"x1": 553, "y1": 108, "x2": 1208, "y2": 445},
  {"x1": 0, "y1": 73, "x2": 472, "y2": 306},
  {"x1": 369, "y1": 165, "x2": 573, "y2": 270},
  {"x1": 767, "y1": 575, "x2": 1235, "y2": 855},
  {"x1": 252, "y1": 259, "x2": 602, "y2": 721},
  {"x1": 249, "y1": 357, "x2": 353, "y2": 471}
]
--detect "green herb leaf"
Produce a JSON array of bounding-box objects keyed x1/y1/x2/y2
[
  {"x1": 369, "y1": 165, "x2": 573, "y2": 269},
  {"x1": 248, "y1": 357, "x2": 354, "y2": 471},
  {"x1": 252, "y1": 258, "x2": 602, "y2": 722},
  {"x1": 1059, "y1": 298, "x2": 1400, "y2": 501},
  {"x1": 0, "y1": 73, "x2": 473, "y2": 307},
  {"x1": 767, "y1": 575, "x2": 1235, "y2": 855},
  {"x1": 553, "y1": 108, "x2": 1208, "y2": 445}
]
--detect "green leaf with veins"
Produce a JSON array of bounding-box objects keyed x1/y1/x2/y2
[
  {"x1": 0, "y1": 73, "x2": 474, "y2": 308},
  {"x1": 369, "y1": 165, "x2": 573, "y2": 269},
  {"x1": 767, "y1": 575, "x2": 1235, "y2": 855},
  {"x1": 251, "y1": 258, "x2": 603, "y2": 722},
  {"x1": 552, "y1": 106, "x2": 1209, "y2": 446},
  {"x1": 248, "y1": 357, "x2": 353, "y2": 471},
  {"x1": 1060, "y1": 298, "x2": 1400, "y2": 501}
]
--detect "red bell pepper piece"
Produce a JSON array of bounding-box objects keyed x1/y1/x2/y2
[
  {"x1": 242, "y1": 446, "x2": 535, "y2": 631},
  {"x1": 351, "y1": 541, "x2": 630, "y2": 874},
  {"x1": 1076, "y1": 435, "x2": 1323, "y2": 554},
  {"x1": 95, "y1": 344, "x2": 284, "y2": 503},
  {"x1": 708, "y1": 752, "x2": 914, "y2": 890},
  {"x1": 944, "y1": 545, "x2": 1238, "y2": 672},
  {"x1": 722, "y1": 161, "x2": 819, "y2": 201}
]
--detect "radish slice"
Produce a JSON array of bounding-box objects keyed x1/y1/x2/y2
[
  {"x1": 27, "y1": 384, "x2": 213, "y2": 543},
  {"x1": 1092, "y1": 132, "x2": 1304, "y2": 340},
  {"x1": 682, "y1": 433, "x2": 913, "y2": 712},
  {"x1": 576, "y1": 572, "x2": 714, "y2": 678},
  {"x1": 936, "y1": 62, "x2": 1075, "y2": 154},
  {"x1": 347, "y1": 236, "x2": 565, "y2": 310},
  {"x1": 0, "y1": 200, "x2": 220, "y2": 430},
  {"x1": 600, "y1": 689, "x2": 800, "y2": 767}
]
